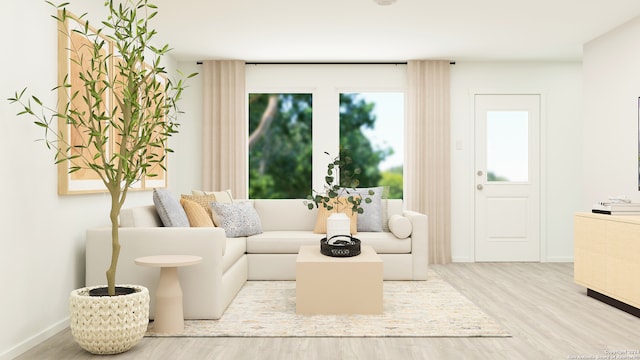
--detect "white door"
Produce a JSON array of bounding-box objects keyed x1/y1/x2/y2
[{"x1": 474, "y1": 94, "x2": 540, "y2": 261}]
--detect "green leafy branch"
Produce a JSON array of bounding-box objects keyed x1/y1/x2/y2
[
  {"x1": 306, "y1": 150, "x2": 373, "y2": 214},
  {"x1": 8, "y1": 0, "x2": 197, "y2": 296}
]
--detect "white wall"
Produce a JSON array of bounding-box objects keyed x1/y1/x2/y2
[
  {"x1": 450, "y1": 62, "x2": 583, "y2": 262},
  {"x1": 0, "y1": 3, "x2": 589, "y2": 356},
  {"x1": 171, "y1": 61, "x2": 204, "y2": 194},
  {"x1": 0, "y1": 2, "x2": 188, "y2": 359},
  {"x1": 583, "y1": 16, "x2": 640, "y2": 207}
]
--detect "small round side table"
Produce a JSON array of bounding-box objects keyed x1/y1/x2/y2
[{"x1": 134, "y1": 255, "x2": 202, "y2": 333}]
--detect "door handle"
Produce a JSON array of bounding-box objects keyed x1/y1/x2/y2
[{"x1": 477, "y1": 184, "x2": 483, "y2": 191}]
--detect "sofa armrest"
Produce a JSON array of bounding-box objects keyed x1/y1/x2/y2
[
  {"x1": 86, "y1": 226, "x2": 228, "y2": 318},
  {"x1": 403, "y1": 210, "x2": 429, "y2": 280}
]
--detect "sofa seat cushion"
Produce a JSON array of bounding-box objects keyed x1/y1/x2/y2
[
  {"x1": 357, "y1": 232, "x2": 411, "y2": 254},
  {"x1": 246, "y1": 231, "x2": 411, "y2": 254},
  {"x1": 247, "y1": 231, "x2": 321, "y2": 254},
  {"x1": 222, "y1": 238, "x2": 247, "y2": 273}
]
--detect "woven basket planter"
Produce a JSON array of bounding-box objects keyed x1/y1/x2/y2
[{"x1": 69, "y1": 285, "x2": 149, "y2": 355}]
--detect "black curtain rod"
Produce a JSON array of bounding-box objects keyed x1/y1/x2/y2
[
  {"x1": 196, "y1": 61, "x2": 456, "y2": 65},
  {"x1": 246, "y1": 61, "x2": 408, "y2": 65}
]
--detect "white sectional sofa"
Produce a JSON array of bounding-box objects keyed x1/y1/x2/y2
[{"x1": 86, "y1": 198, "x2": 428, "y2": 320}]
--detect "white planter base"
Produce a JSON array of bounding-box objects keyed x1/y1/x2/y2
[{"x1": 69, "y1": 284, "x2": 149, "y2": 355}]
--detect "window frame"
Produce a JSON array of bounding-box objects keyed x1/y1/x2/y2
[{"x1": 246, "y1": 64, "x2": 407, "y2": 196}]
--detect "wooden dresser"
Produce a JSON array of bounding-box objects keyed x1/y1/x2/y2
[{"x1": 574, "y1": 212, "x2": 640, "y2": 314}]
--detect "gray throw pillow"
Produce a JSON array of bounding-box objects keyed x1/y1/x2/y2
[
  {"x1": 209, "y1": 201, "x2": 263, "y2": 238},
  {"x1": 152, "y1": 189, "x2": 190, "y2": 227},
  {"x1": 349, "y1": 186, "x2": 384, "y2": 232}
]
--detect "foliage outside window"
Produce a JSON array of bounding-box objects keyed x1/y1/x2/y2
[
  {"x1": 340, "y1": 93, "x2": 404, "y2": 199},
  {"x1": 248, "y1": 93, "x2": 312, "y2": 199},
  {"x1": 248, "y1": 92, "x2": 404, "y2": 200}
]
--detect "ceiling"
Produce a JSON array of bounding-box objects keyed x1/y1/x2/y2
[{"x1": 149, "y1": 0, "x2": 640, "y2": 63}]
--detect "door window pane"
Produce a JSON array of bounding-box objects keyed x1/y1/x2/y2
[
  {"x1": 339, "y1": 92, "x2": 404, "y2": 198},
  {"x1": 486, "y1": 111, "x2": 528, "y2": 182},
  {"x1": 248, "y1": 93, "x2": 312, "y2": 198}
]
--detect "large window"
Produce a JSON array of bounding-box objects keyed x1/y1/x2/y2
[
  {"x1": 246, "y1": 64, "x2": 406, "y2": 199},
  {"x1": 339, "y1": 92, "x2": 404, "y2": 198},
  {"x1": 248, "y1": 93, "x2": 312, "y2": 199}
]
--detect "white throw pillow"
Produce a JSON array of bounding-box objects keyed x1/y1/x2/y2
[{"x1": 388, "y1": 214, "x2": 412, "y2": 239}]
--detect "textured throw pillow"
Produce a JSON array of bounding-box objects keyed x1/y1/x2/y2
[
  {"x1": 191, "y1": 189, "x2": 233, "y2": 203},
  {"x1": 209, "y1": 201, "x2": 263, "y2": 238},
  {"x1": 380, "y1": 185, "x2": 390, "y2": 231},
  {"x1": 180, "y1": 198, "x2": 214, "y2": 227},
  {"x1": 313, "y1": 198, "x2": 358, "y2": 234},
  {"x1": 348, "y1": 186, "x2": 384, "y2": 232},
  {"x1": 152, "y1": 189, "x2": 190, "y2": 227},
  {"x1": 180, "y1": 194, "x2": 218, "y2": 222},
  {"x1": 388, "y1": 214, "x2": 412, "y2": 239}
]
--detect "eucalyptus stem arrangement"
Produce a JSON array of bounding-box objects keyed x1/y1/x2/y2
[{"x1": 306, "y1": 151, "x2": 373, "y2": 214}]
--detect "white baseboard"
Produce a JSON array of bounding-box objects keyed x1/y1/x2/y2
[
  {"x1": 543, "y1": 256, "x2": 574, "y2": 263},
  {"x1": 0, "y1": 317, "x2": 69, "y2": 360},
  {"x1": 450, "y1": 256, "x2": 574, "y2": 263},
  {"x1": 451, "y1": 256, "x2": 475, "y2": 263}
]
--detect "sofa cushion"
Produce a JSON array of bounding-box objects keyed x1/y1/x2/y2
[
  {"x1": 153, "y1": 189, "x2": 190, "y2": 227},
  {"x1": 181, "y1": 194, "x2": 218, "y2": 222},
  {"x1": 350, "y1": 186, "x2": 384, "y2": 232},
  {"x1": 380, "y1": 186, "x2": 390, "y2": 231},
  {"x1": 247, "y1": 231, "x2": 411, "y2": 254},
  {"x1": 253, "y1": 199, "x2": 317, "y2": 231},
  {"x1": 210, "y1": 201, "x2": 263, "y2": 238},
  {"x1": 388, "y1": 214, "x2": 412, "y2": 238},
  {"x1": 247, "y1": 231, "x2": 321, "y2": 253},
  {"x1": 387, "y1": 199, "x2": 403, "y2": 217},
  {"x1": 119, "y1": 205, "x2": 162, "y2": 227},
  {"x1": 192, "y1": 189, "x2": 233, "y2": 203},
  {"x1": 222, "y1": 238, "x2": 247, "y2": 273},
  {"x1": 180, "y1": 198, "x2": 215, "y2": 227},
  {"x1": 356, "y1": 232, "x2": 411, "y2": 253}
]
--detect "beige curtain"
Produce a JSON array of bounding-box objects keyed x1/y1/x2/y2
[
  {"x1": 405, "y1": 60, "x2": 451, "y2": 264},
  {"x1": 201, "y1": 60, "x2": 247, "y2": 198}
]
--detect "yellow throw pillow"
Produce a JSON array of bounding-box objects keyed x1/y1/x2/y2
[
  {"x1": 180, "y1": 194, "x2": 218, "y2": 221},
  {"x1": 313, "y1": 198, "x2": 358, "y2": 234},
  {"x1": 180, "y1": 198, "x2": 214, "y2": 227}
]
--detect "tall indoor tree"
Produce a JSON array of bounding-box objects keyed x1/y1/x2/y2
[{"x1": 8, "y1": 0, "x2": 196, "y2": 296}]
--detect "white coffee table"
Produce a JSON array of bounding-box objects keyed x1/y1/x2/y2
[
  {"x1": 295, "y1": 245, "x2": 383, "y2": 315},
  {"x1": 134, "y1": 255, "x2": 202, "y2": 333}
]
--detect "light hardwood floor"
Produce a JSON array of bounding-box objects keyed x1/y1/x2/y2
[{"x1": 16, "y1": 263, "x2": 640, "y2": 360}]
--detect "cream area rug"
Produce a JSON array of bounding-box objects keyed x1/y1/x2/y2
[{"x1": 146, "y1": 270, "x2": 510, "y2": 338}]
